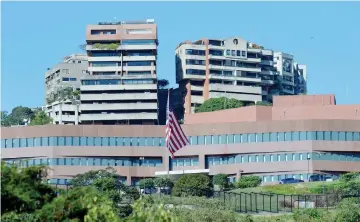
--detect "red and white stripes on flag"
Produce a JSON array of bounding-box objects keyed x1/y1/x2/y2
[{"x1": 165, "y1": 89, "x2": 189, "y2": 159}]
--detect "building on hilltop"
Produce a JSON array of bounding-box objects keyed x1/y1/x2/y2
[
  {"x1": 175, "y1": 37, "x2": 307, "y2": 114},
  {"x1": 2, "y1": 94, "x2": 359, "y2": 186},
  {"x1": 80, "y1": 19, "x2": 159, "y2": 125}
]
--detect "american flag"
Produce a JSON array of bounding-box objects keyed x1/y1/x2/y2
[{"x1": 165, "y1": 89, "x2": 189, "y2": 159}]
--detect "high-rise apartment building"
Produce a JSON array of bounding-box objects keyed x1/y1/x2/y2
[
  {"x1": 175, "y1": 37, "x2": 307, "y2": 114},
  {"x1": 44, "y1": 54, "x2": 88, "y2": 104},
  {"x1": 81, "y1": 19, "x2": 159, "y2": 125}
]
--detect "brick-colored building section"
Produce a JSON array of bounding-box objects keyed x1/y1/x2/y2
[{"x1": 185, "y1": 95, "x2": 360, "y2": 125}]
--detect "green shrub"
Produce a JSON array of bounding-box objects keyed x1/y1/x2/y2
[
  {"x1": 213, "y1": 174, "x2": 229, "y2": 190},
  {"x1": 293, "y1": 208, "x2": 324, "y2": 221},
  {"x1": 236, "y1": 176, "x2": 262, "y2": 189},
  {"x1": 172, "y1": 174, "x2": 213, "y2": 197},
  {"x1": 334, "y1": 199, "x2": 360, "y2": 222}
]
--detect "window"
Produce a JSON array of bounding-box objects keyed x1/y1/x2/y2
[
  {"x1": 226, "y1": 50, "x2": 230, "y2": 56},
  {"x1": 237, "y1": 50, "x2": 241, "y2": 56},
  {"x1": 186, "y1": 69, "x2": 206, "y2": 75},
  {"x1": 127, "y1": 61, "x2": 152, "y2": 66},
  {"x1": 126, "y1": 29, "x2": 152, "y2": 34},
  {"x1": 242, "y1": 51, "x2": 246, "y2": 57},
  {"x1": 185, "y1": 49, "x2": 205, "y2": 56}
]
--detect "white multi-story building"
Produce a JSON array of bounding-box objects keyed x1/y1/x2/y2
[
  {"x1": 175, "y1": 37, "x2": 307, "y2": 114},
  {"x1": 81, "y1": 19, "x2": 159, "y2": 125},
  {"x1": 44, "y1": 54, "x2": 88, "y2": 104}
]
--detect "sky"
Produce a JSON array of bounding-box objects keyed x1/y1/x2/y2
[{"x1": 2, "y1": 1, "x2": 360, "y2": 112}]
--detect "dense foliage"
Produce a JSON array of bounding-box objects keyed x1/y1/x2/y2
[
  {"x1": 194, "y1": 97, "x2": 244, "y2": 113},
  {"x1": 2, "y1": 162, "x2": 359, "y2": 221},
  {"x1": 235, "y1": 175, "x2": 262, "y2": 189},
  {"x1": 46, "y1": 86, "x2": 80, "y2": 105},
  {"x1": 1, "y1": 106, "x2": 35, "y2": 126},
  {"x1": 70, "y1": 167, "x2": 140, "y2": 217},
  {"x1": 172, "y1": 174, "x2": 213, "y2": 197},
  {"x1": 29, "y1": 111, "x2": 52, "y2": 125},
  {"x1": 213, "y1": 173, "x2": 229, "y2": 190},
  {"x1": 1, "y1": 162, "x2": 56, "y2": 215}
]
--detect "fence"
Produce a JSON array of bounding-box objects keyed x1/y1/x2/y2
[{"x1": 58, "y1": 184, "x2": 359, "y2": 214}]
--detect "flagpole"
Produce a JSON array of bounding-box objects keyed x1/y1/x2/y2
[{"x1": 167, "y1": 88, "x2": 171, "y2": 178}]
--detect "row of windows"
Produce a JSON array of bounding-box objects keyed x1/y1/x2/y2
[
  {"x1": 2, "y1": 131, "x2": 360, "y2": 148},
  {"x1": 186, "y1": 69, "x2": 206, "y2": 75},
  {"x1": 123, "y1": 79, "x2": 153, "y2": 84},
  {"x1": 82, "y1": 79, "x2": 120, "y2": 85},
  {"x1": 91, "y1": 30, "x2": 116, "y2": 35},
  {"x1": 5, "y1": 156, "x2": 200, "y2": 170},
  {"x1": 122, "y1": 40, "x2": 156, "y2": 45},
  {"x1": 225, "y1": 49, "x2": 246, "y2": 57},
  {"x1": 62, "y1": 77, "x2": 77, "y2": 82},
  {"x1": 127, "y1": 61, "x2": 152, "y2": 66},
  {"x1": 186, "y1": 59, "x2": 205, "y2": 66},
  {"x1": 170, "y1": 157, "x2": 199, "y2": 167},
  {"x1": 206, "y1": 152, "x2": 360, "y2": 165},
  {"x1": 185, "y1": 49, "x2": 206, "y2": 56},
  {"x1": 128, "y1": 71, "x2": 152, "y2": 75},
  {"x1": 4, "y1": 157, "x2": 163, "y2": 167},
  {"x1": 81, "y1": 79, "x2": 153, "y2": 86}
]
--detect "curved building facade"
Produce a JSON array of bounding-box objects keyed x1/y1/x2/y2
[{"x1": 2, "y1": 95, "x2": 360, "y2": 186}]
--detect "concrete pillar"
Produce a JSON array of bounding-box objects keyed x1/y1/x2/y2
[
  {"x1": 51, "y1": 106, "x2": 56, "y2": 124},
  {"x1": 59, "y1": 103, "x2": 63, "y2": 125},
  {"x1": 75, "y1": 104, "x2": 79, "y2": 125}
]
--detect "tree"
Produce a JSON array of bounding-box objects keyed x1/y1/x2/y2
[
  {"x1": 213, "y1": 174, "x2": 229, "y2": 190},
  {"x1": 154, "y1": 177, "x2": 174, "y2": 188},
  {"x1": 139, "y1": 178, "x2": 155, "y2": 188},
  {"x1": 157, "y1": 79, "x2": 169, "y2": 89},
  {"x1": 1, "y1": 162, "x2": 57, "y2": 215},
  {"x1": 5, "y1": 106, "x2": 34, "y2": 126},
  {"x1": 70, "y1": 167, "x2": 140, "y2": 217},
  {"x1": 29, "y1": 111, "x2": 52, "y2": 126},
  {"x1": 1, "y1": 111, "x2": 10, "y2": 127},
  {"x1": 172, "y1": 174, "x2": 213, "y2": 197},
  {"x1": 126, "y1": 196, "x2": 178, "y2": 222},
  {"x1": 46, "y1": 86, "x2": 79, "y2": 105},
  {"x1": 194, "y1": 97, "x2": 244, "y2": 113},
  {"x1": 36, "y1": 186, "x2": 120, "y2": 222}
]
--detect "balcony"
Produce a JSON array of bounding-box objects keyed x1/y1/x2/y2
[
  {"x1": 282, "y1": 71, "x2": 294, "y2": 77},
  {"x1": 88, "y1": 56, "x2": 122, "y2": 62},
  {"x1": 118, "y1": 45, "x2": 157, "y2": 50},
  {"x1": 260, "y1": 60, "x2": 274, "y2": 66},
  {"x1": 208, "y1": 64, "x2": 261, "y2": 73},
  {"x1": 260, "y1": 70, "x2": 277, "y2": 75},
  {"x1": 261, "y1": 50, "x2": 273, "y2": 56},
  {"x1": 209, "y1": 74, "x2": 261, "y2": 83},
  {"x1": 209, "y1": 84, "x2": 261, "y2": 95},
  {"x1": 124, "y1": 66, "x2": 156, "y2": 72},
  {"x1": 183, "y1": 74, "x2": 206, "y2": 80},
  {"x1": 81, "y1": 84, "x2": 157, "y2": 91},
  {"x1": 191, "y1": 95, "x2": 204, "y2": 104},
  {"x1": 191, "y1": 85, "x2": 204, "y2": 91},
  {"x1": 122, "y1": 56, "x2": 156, "y2": 61},
  {"x1": 80, "y1": 92, "x2": 157, "y2": 101},
  {"x1": 88, "y1": 66, "x2": 121, "y2": 72},
  {"x1": 282, "y1": 80, "x2": 295, "y2": 86},
  {"x1": 80, "y1": 102, "x2": 157, "y2": 111},
  {"x1": 79, "y1": 112, "x2": 158, "y2": 121},
  {"x1": 261, "y1": 79, "x2": 275, "y2": 85}
]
